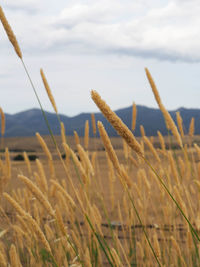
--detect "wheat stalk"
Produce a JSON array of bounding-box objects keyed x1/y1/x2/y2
[
  {"x1": 0, "y1": 250, "x2": 6, "y2": 267},
  {"x1": 9, "y1": 244, "x2": 22, "y2": 267},
  {"x1": 0, "y1": 6, "x2": 22, "y2": 59},
  {"x1": 98, "y1": 121, "x2": 132, "y2": 187},
  {"x1": 5, "y1": 147, "x2": 11, "y2": 179},
  {"x1": 84, "y1": 120, "x2": 89, "y2": 150},
  {"x1": 3, "y1": 193, "x2": 27, "y2": 217},
  {"x1": 50, "y1": 179, "x2": 76, "y2": 208},
  {"x1": 143, "y1": 136, "x2": 160, "y2": 162},
  {"x1": 189, "y1": 117, "x2": 195, "y2": 137},
  {"x1": 145, "y1": 68, "x2": 183, "y2": 148},
  {"x1": 91, "y1": 113, "x2": 97, "y2": 135},
  {"x1": 145, "y1": 68, "x2": 162, "y2": 107},
  {"x1": 23, "y1": 152, "x2": 32, "y2": 175},
  {"x1": 176, "y1": 111, "x2": 184, "y2": 138},
  {"x1": 157, "y1": 131, "x2": 166, "y2": 154},
  {"x1": 140, "y1": 125, "x2": 146, "y2": 137},
  {"x1": 60, "y1": 122, "x2": 67, "y2": 144},
  {"x1": 97, "y1": 121, "x2": 121, "y2": 172},
  {"x1": 40, "y1": 68, "x2": 58, "y2": 114},
  {"x1": 0, "y1": 108, "x2": 5, "y2": 137},
  {"x1": 91, "y1": 90, "x2": 143, "y2": 156},
  {"x1": 4, "y1": 193, "x2": 52, "y2": 253},
  {"x1": 55, "y1": 205, "x2": 67, "y2": 236},
  {"x1": 26, "y1": 215, "x2": 52, "y2": 252},
  {"x1": 18, "y1": 175, "x2": 55, "y2": 217},
  {"x1": 160, "y1": 104, "x2": 183, "y2": 148},
  {"x1": 77, "y1": 144, "x2": 94, "y2": 176},
  {"x1": 131, "y1": 102, "x2": 137, "y2": 131},
  {"x1": 63, "y1": 143, "x2": 87, "y2": 184},
  {"x1": 36, "y1": 132, "x2": 52, "y2": 161},
  {"x1": 74, "y1": 130, "x2": 80, "y2": 145}
]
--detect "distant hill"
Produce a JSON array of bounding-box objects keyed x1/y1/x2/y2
[{"x1": 2, "y1": 106, "x2": 200, "y2": 137}]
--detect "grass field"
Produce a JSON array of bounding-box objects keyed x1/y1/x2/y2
[
  {"x1": 1, "y1": 133, "x2": 200, "y2": 266},
  {"x1": 1, "y1": 5, "x2": 200, "y2": 266}
]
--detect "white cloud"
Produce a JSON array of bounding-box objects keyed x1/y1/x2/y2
[
  {"x1": 2, "y1": 0, "x2": 41, "y2": 13},
  {"x1": 1, "y1": 0, "x2": 200, "y2": 116},
  {"x1": 43, "y1": 1, "x2": 200, "y2": 62},
  {"x1": 2, "y1": 0, "x2": 200, "y2": 62}
]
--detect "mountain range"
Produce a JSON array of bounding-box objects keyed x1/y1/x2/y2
[{"x1": 2, "y1": 105, "x2": 200, "y2": 137}]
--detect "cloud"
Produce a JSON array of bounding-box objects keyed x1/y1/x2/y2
[
  {"x1": 2, "y1": 0, "x2": 41, "y2": 13},
  {"x1": 44, "y1": 0, "x2": 200, "y2": 62},
  {"x1": 1, "y1": 0, "x2": 200, "y2": 62}
]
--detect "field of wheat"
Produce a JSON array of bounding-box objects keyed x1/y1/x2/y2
[{"x1": 1, "y1": 5, "x2": 200, "y2": 267}]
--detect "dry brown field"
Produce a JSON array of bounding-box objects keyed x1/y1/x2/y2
[{"x1": 1, "y1": 134, "x2": 200, "y2": 266}]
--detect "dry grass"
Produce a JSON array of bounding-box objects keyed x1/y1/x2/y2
[
  {"x1": 1, "y1": 132, "x2": 200, "y2": 266},
  {"x1": 0, "y1": 5, "x2": 200, "y2": 265}
]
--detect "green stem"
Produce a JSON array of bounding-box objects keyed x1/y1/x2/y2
[
  {"x1": 144, "y1": 157, "x2": 200, "y2": 242},
  {"x1": 21, "y1": 59, "x2": 56, "y2": 146},
  {"x1": 85, "y1": 214, "x2": 116, "y2": 267},
  {"x1": 125, "y1": 187, "x2": 162, "y2": 267}
]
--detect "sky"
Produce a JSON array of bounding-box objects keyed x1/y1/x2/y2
[{"x1": 0, "y1": 0, "x2": 200, "y2": 116}]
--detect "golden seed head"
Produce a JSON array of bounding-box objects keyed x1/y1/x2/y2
[
  {"x1": 176, "y1": 111, "x2": 184, "y2": 138},
  {"x1": 18, "y1": 174, "x2": 55, "y2": 217},
  {"x1": 0, "y1": 6, "x2": 22, "y2": 59},
  {"x1": 140, "y1": 125, "x2": 145, "y2": 137},
  {"x1": 0, "y1": 107, "x2": 5, "y2": 137},
  {"x1": 97, "y1": 121, "x2": 121, "y2": 172},
  {"x1": 74, "y1": 130, "x2": 80, "y2": 145},
  {"x1": 3, "y1": 192, "x2": 27, "y2": 217},
  {"x1": 91, "y1": 113, "x2": 97, "y2": 135},
  {"x1": 145, "y1": 67, "x2": 162, "y2": 107},
  {"x1": 36, "y1": 132, "x2": 52, "y2": 161},
  {"x1": 132, "y1": 102, "x2": 137, "y2": 131},
  {"x1": 157, "y1": 130, "x2": 166, "y2": 152},
  {"x1": 40, "y1": 68, "x2": 58, "y2": 114},
  {"x1": 91, "y1": 90, "x2": 143, "y2": 156},
  {"x1": 189, "y1": 117, "x2": 195, "y2": 137},
  {"x1": 84, "y1": 120, "x2": 89, "y2": 150},
  {"x1": 160, "y1": 104, "x2": 183, "y2": 148},
  {"x1": 60, "y1": 122, "x2": 67, "y2": 144},
  {"x1": 143, "y1": 136, "x2": 160, "y2": 162}
]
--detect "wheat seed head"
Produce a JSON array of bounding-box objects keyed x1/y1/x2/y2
[
  {"x1": 9, "y1": 244, "x2": 21, "y2": 267},
  {"x1": 50, "y1": 179, "x2": 76, "y2": 208},
  {"x1": 131, "y1": 102, "x2": 137, "y2": 131},
  {"x1": 0, "y1": 107, "x2": 5, "y2": 137},
  {"x1": 40, "y1": 69, "x2": 58, "y2": 114},
  {"x1": 140, "y1": 125, "x2": 146, "y2": 137},
  {"x1": 91, "y1": 90, "x2": 143, "y2": 156},
  {"x1": 176, "y1": 111, "x2": 184, "y2": 138},
  {"x1": 189, "y1": 117, "x2": 195, "y2": 137},
  {"x1": 0, "y1": 6, "x2": 22, "y2": 59},
  {"x1": 0, "y1": 250, "x2": 6, "y2": 267},
  {"x1": 143, "y1": 136, "x2": 160, "y2": 162},
  {"x1": 26, "y1": 215, "x2": 52, "y2": 252},
  {"x1": 74, "y1": 130, "x2": 80, "y2": 145},
  {"x1": 157, "y1": 130, "x2": 166, "y2": 152},
  {"x1": 60, "y1": 122, "x2": 67, "y2": 144},
  {"x1": 97, "y1": 121, "x2": 121, "y2": 173},
  {"x1": 55, "y1": 205, "x2": 66, "y2": 236},
  {"x1": 77, "y1": 144, "x2": 94, "y2": 176},
  {"x1": 63, "y1": 143, "x2": 87, "y2": 184},
  {"x1": 91, "y1": 113, "x2": 97, "y2": 135},
  {"x1": 18, "y1": 174, "x2": 55, "y2": 217},
  {"x1": 145, "y1": 68, "x2": 162, "y2": 107},
  {"x1": 36, "y1": 132, "x2": 52, "y2": 161},
  {"x1": 3, "y1": 192, "x2": 27, "y2": 217},
  {"x1": 160, "y1": 104, "x2": 183, "y2": 148},
  {"x1": 84, "y1": 120, "x2": 89, "y2": 150}
]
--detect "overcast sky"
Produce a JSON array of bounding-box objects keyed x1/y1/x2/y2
[{"x1": 0, "y1": 0, "x2": 200, "y2": 116}]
